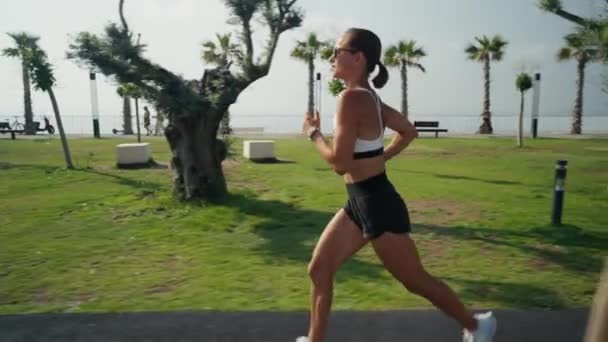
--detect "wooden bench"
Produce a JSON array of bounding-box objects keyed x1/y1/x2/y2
[
  {"x1": 232, "y1": 127, "x2": 265, "y2": 135},
  {"x1": 0, "y1": 122, "x2": 22, "y2": 140},
  {"x1": 414, "y1": 121, "x2": 448, "y2": 138}
]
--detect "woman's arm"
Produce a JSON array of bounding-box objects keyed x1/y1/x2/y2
[{"x1": 381, "y1": 102, "x2": 418, "y2": 161}]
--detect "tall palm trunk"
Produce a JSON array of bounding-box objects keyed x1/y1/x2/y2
[
  {"x1": 518, "y1": 91, "x2": 524, "y2": 147},
  {"x1": 571, "y1": 58, "x2": 586, "y2": 134},
  {"x1": 47, "y1": 88, "x2": 74, "y2": 169},
  {"x1": 478, "y1": 57, "x2": 493, "y2": 134},
  {"x1": 401, "y1": 63, "x2": 408, "y2": 118},
  {"x1": 122, "y1": 96, "x2": 133, "y2": 134},
  {"x1": 22, "y1": 59, "x2": 35, "y2": 134},
  {"x1": 135, "y1": 97, "x2": 141, "y2": 143},
  {"x1": 307, "y1": 58, "x2": 315, "y2": 116}
]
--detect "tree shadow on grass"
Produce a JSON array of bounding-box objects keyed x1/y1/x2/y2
[
  {"x1": 393, "y1": 169, "x2": 523, "y2": 186},
  {"x1": 1, "y1": 162, "x2": 61, "y2": 172},
  {"x1": 80, "y1": 168, "x2": 164, "y2": 192},
  {"x1": 415, "y1": 223, "x2": 607, "y2": 274},
  {"x1": 441, "y1": 276, "x2": 567, "y2": 309},
  {"x1": 10, "y1": 162, "x2": 591, "y2": 296},
  {"x1": 247, "y1": 158, "x2": 296, "y2": 164},
  {"x1": 433, "y1": 174, "x2": 521, "y2": 186},
  {"x1": 3, "y1": 163, "x2": 165, "y2": 193},
  {"x1": 223, "y1": 192, "x2": 384, "y2": 280}
]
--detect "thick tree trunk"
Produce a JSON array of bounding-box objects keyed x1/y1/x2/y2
[
  {"x1": 48, "y1": 88, "x2": 74, "y2": 169},
  {"x1": 165, "y1": 115, "x2": 227, "y2": 201},
  {"x1": 478, "y1": 57, "x2": 493, "y2": 134},
  {"x1": 22, "y1": 60, "x2": 35, "y2": 135},
  {"x1": 307, "y1": 58, "x2": 315, "y2": 116},
  {"x1": 122, "y1": 96, "x2": 133, "y2": 134},
  {"x1": 401, "y1": 63, "x2": 408, "y2": 118},
  {"x1": 571, "y1": 59, "x2": 586, "y2": 134},
  {"x1": 219, "y1": 110, "x2": 232, "y2": 135},
  {"x1": 518, "y1": 92, "x2": 524, "y2": 148}
]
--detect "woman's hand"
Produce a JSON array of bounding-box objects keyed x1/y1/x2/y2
[{"x1": 302, "y1": 111, "x2": 321, "y2": 138}]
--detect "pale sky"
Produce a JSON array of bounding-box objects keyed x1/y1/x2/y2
[{"x1": 0, "y1": 0, "x2": 606, "y2": 125}]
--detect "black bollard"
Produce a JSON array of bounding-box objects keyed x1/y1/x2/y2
[{"x1": 552, "y1": 160, "x2": 568, "y2": 225}]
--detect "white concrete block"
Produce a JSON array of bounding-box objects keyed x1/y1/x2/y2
[
  {"x1": 117, "y1": 143, "x2": 151, "y2": 165},
  {"x1": 243, "y1": 140, "x2": 275, "y2": 160}
]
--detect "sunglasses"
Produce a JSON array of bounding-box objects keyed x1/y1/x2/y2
[{"x1": 333, "y1": 47, "x2": 358, "y2": 58}]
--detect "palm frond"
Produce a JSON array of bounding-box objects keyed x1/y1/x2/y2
[
  {"x1": 290, "y1": 45, "x2": 308, "y2": 60},
  {"x1": 291, "y1": 33, "x2": 326, "y2": 62},
  {"x1": 404, "y1": 40, "x2": 415, "y2": 54},
  {"x1": 412, "y1": 47, "x2": 427, "y2": 58},
  {"x1": 564, "y1": 32, "x2": 585, "y2": 49},
  {"x1": 475, "y1": 36, "x2": 489, "y2": 48},
  {"x1": 7, "y1": 32, "x2": 40, "y2": 48},
  {"x1": 306, "y1": 32, "x2": 320, "y2": 49},
  {"x1": 490, "y1": 35, "x2": 508, "y2": 51},
  {"x1": 516, "y1": 72, "x2": 533, "y2": 92},
  {"x1": 557, "y1": 47, "x2": 572, "y2": 61},
  {"x1": 465, "y1": 44, "x2": 480, "y2": 60},
  {"x1": 413, "y1": 63, "x2": 426, "y2": 73},
  {"x1": 202, "y1": 41, "x2": 217, "y2": 50},
  {"x1": 538, "y1": 0, "x2": 562, "y2": 12},
  {"x1": 397, "y1": 40, "x2": 407, "y2": 54},
  {"x1": 491, "y1": 50, "x2": 505, "y2": 61},
  {"x1": 320, "y1": 42, "x2": 333, "y2": 61},
  {"x1": 383, "y1": 45, "x2": 400, "y2": 67},
  {"x1": 1, "y1": 47, "x2": 20, "y2": 57}
]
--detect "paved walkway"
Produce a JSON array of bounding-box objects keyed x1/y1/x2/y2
[{"x1": 0, "y1": 309, "x2": 589, "y2": 341}]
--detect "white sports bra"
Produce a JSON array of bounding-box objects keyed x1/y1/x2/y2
[{"x1": 334, "y1": 88, "x2": 384, "y2": 159}]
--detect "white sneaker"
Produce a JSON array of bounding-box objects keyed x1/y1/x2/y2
[
  {"x1": 463, "y1": 312, "x2": 497, "y2": 342},
  {"x1": 295, "y1": 337, "x2": 309, "y2": 342}
]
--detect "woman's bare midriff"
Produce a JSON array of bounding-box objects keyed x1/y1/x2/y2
[{"x1": 344, "y1": 156, "x2": 385, "y2": 184}]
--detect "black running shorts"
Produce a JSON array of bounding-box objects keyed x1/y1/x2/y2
[{"x1": 344, "y1": 172, "x2": 412, "y2": 239}]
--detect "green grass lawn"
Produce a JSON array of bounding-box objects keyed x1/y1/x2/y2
[{"x1": 1, "y1": 136, "x2": 607, "y2": 314}]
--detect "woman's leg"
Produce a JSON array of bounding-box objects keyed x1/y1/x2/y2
[
  {"x1": 307, "y1": 209, "x2": 368, "y2": 342},
  {"x1": 584, "y1": 259, "x2": 608, "y2": 342},
  {"x1": 370, "y1": 232, "x2": 477, "y2": 331}
]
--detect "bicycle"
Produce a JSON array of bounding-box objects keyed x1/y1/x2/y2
[{"x1": 9, "y1": 116, "x2": 24, "y2": 131}]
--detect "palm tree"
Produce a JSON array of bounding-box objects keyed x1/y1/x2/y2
[
  {"x1": 328, "y1": 79, "x2": 345, "y2": 97},
  {"x1": 116, "y1": 83, "x2": 142, "y2": 142},
  {"x1": 116, "y1": 86, "x2": 134, "y2": 134},
  {"x1": 465, "y1": 35, "x2": 508, "y2": 134},
  {"x1": 291, "y1": 33, "x2": 330, "y2": 116},
  {"x1": 539, "y1": 0, "x2": 608, "y2": 97},
  {"x1": 384, "y1": 40, "x2": 426, "y2": 118},
  {"x1": 202, "y1": 33, "x2": 241, "y2": 138},
  {"x1": 2, "y1": 32, "x2": 38, "y2": 135},
  {"x1": 24, "y1": 35, "x2": 73, "y2": 169},
  {"x1": 538, "y1": 0, "x2": 607, "y2": 56},
  {"x1": 515, "y1": 72, "x2": 533, "y2": 147},
  {"x1": 202, "y1": 33, "x2": 240, "y2": 68},
  {"x1": 557, "y1": 31, "x2": 602, "y2": 134}
]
